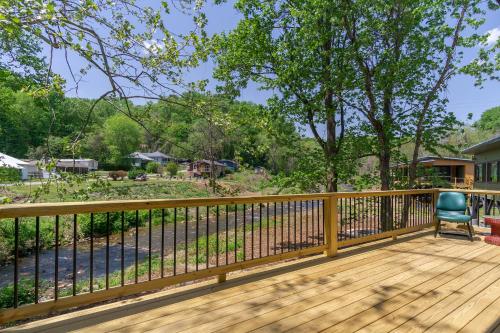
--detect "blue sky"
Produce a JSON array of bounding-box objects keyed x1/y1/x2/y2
[{"x1": 49, "y1": 1, "x2": 499, "y2": 126}]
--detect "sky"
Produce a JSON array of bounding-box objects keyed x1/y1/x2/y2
[{"x1": 48, "y1": 1, "x2": 499, "y2": 128}]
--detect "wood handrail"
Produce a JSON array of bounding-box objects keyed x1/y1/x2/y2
[
  {"x1": 0, "y1": 189, "x2": 437, "y2": 219},
  {"x1": 438, "y1": 189, "x2": 500, "y2": 196}
]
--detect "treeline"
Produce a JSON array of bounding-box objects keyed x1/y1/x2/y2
[{"x1": 0, "y1": 69, "x2": 303, "y2": 173}]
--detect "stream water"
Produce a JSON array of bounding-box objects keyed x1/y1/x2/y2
[{"x1": 0, "y1": 201, "x2": 322, "y2": 290}]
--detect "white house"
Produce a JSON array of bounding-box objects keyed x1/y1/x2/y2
[
  {"x1": 0, "y1": 153, "x2": 39, "y2": 180},
  {"x1": 56, "y1": 159, "x2": 98, "y2": 174}
]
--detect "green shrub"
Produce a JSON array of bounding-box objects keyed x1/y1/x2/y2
[
  {"x1": 0, "y1": 167, "x2": 21, "y2": 182},
  {"x1": 0, "y1": 279, "x2": 37, "y2": 308},
  {"x1": 0, "y1": 217, "x2": 54, "y2": 265},
  {"x1": 165, "y1": 162, "x2": 178, "y2": 177},
  {"x1": 146, "y1": 162, "x2": 162, "y2": 174},
  {"x1": 78, "y1": 210, "x2": 166, "y2": 237},
  {"x1": 128, "y1": 168, "x2": 145, "y2": 180}
]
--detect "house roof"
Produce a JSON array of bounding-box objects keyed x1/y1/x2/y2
[
  {"x1": 143, "y1": 151, "x2": 173, "y2": 159},
  {"x1": 462, "y1": 135, "x2": 500, "y2": 155},
  {"x1": 194, "y1": 159, "x2": 226, "y2": 167},
  {"x1": 392, "y1": 156, "x2": 474, "y2": 168},
  {"x1": 0, "y1": 152, "x2": 28, "y2": 169},
  {"x1": 129, "y1": 152, "x2": 154, "y2": 161},
  {"x1": 417, "y1": 156, "x2": 474, "y2": 163}
]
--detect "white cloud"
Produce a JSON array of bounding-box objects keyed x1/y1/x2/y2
[
  {"x1": 485, "y1": 27, "x2": 500, "y2": 46},
  {"x1": 143, "y1": 39, "x2": 165, "y2": 54}
]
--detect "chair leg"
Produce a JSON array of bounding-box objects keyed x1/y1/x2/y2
[
  {"x1": 434, "y1": 219, "x2": 441, "y2": 238},
  {"x1": 466, "y1": 221, "x2": 474, "y2": 242}
]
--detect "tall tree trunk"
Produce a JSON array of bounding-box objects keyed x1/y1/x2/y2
[{"x1": 379, "y1": 136, "x2": 394, "y2": 231}]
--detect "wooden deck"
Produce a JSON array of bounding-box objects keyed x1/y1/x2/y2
[{"x1": 4, "y1": 231, "x2": 500, "y2": 333}]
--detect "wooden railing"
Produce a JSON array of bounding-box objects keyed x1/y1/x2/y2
[
  {"x1": 439, "y1": 189, "x2": 500, "y2": 227},
  {"x1": 0, "y1": 189, "x2": 437, "y2": 323}
]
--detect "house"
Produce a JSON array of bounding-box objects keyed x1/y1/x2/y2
[
  {"x1": 129, "y1": 151, "x2": 175, "y2": 167},
  {"x1": 56, "y1": 159, "x2": 98, "y2": 174},
  {"x1": 0, "y1": 153, "x2": 40, "y2": 180},
  {"x1": 218, "y1": 159, "x2": 239, "y2": 172},
  {"x1": 187, "y1": 160, "x2": 226, "y2": 178},
  {"x1": 463, "y1": 134, "x2": 500, "y2": 190},
  {"x1": 392, "y1": 156, "x2": 474, "y2": 188}
]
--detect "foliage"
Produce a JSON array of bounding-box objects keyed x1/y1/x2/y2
[
  {"x1": 127, "y1": 168, "x2": 146, "y2": 180},
  {"x1": 0, "y1": 167, "x2": 20, "y2": 182},
  {"x1": 474, "y1": 106, "x2": 500, "y2": 132},
  {"x1": 103, "y1": 114, "x2": 142, "y2": 168},
  {"x1": 0, "y1": 217, "x2": 54, "y2": 265},
  {"x1": 165, "y1": 162, "x2": 178, "y2": 177},
  {"x1": 145, "y1": 162, "x2": 162, "y2": 174}
]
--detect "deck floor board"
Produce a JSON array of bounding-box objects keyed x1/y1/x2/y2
[{"x1": 4, "y1": 231, "x2": 500, "y2": 333}]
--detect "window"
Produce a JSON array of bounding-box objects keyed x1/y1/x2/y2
[
  {"x1": 475, "y1": 164, "x2": 482, "y2": 182},
  {"x1": 493, "y1": 162, "x2": 499, "y2": 183},
  {"x1": 487, "y1": 162, "x2": 492, "y2": 182}
]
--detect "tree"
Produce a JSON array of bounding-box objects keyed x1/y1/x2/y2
[
  {"x1": 474, "y1": 106, "x2": 500, "y2": 132},
  {"x1": 102, "y1": 114, "x2": 142, "y2": 168},
  {"x1": 214, "y1": 0, "x2": 358, "y2": 192},
  {"x1": 340, "y1": 0, "x2": 496, "y2": 228},
  {"x1": 166, "y1": 162, "x2": 178, "y2": 177},
  {"x1": 0, "y1": 0, "x2": 211, "y2": 159}
]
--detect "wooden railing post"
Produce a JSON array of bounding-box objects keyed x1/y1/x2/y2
[{"x1": 324, "y1": 194, "x2": 338, "y2": 257}]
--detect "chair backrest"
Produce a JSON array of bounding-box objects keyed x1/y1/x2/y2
[{"x1": 436, "y1": 192, "x2": 467, "y2": 212}]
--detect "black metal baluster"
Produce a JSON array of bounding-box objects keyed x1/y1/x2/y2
[
  {"x1": 14, "y1": 217, "x2": 19, "y2": 308},
  {"x1": 174, "y1": 208, "x2": 177, "y2": 275},
  {"x1": 35, "y1": 216, "x2": 40, "y2": 303},
  {"x1": 161, "y1": 209, "x2": 165, "y2": 278},
  {"x1": 311, "y1": 200, "x2": 315, "y2": 246},
  {"x1": 305, "y1": 200, "x2": 309, "y2": 246},
  {"x1": 234, "y1": 204, "x2": 238, "y2": 263},
  {"x1": 185, "y1": 207, "x2": 188, "y2": 274},
  {"x1": 73, "y1": 215, "x2": 77, "y2": 296},
  {"x1": 149, "y1": 210, "x2": 152, "y2": 281},
  {"x1": 281, "y1": 202, "x2": 284, "y2": 253},
  {"x1": 251, "y1": 204, "x2": 255, "y2": 259},
  {"x1": 225, "y1": 205, "x2": 229, "y2": 264},
  {"x1": 300, "y1": 201, "x2": 303, "y2": 249},
  {"x1": 216, "y1": 206, "x2": 219, "y2": 266},
  {"x1": 121, "y1": 211, "x2": 125, "y2": 286},
  {"x1": 90, "y1": 213, "x2": 94, "y2": 292},
  {"x1": 323, "y1": 199, "x2": 326, "y2": 244},
  {"x1": 206, "y1": 206, "x2": 209, "y2": 269},
  {"x1": 349, "y1": 198, "x2": 353, "y2": 239},
  {"x1": 135, "y1": 210, "x2": 138, "y2": 283},
  {"x1": 318, "y1": 200, "x2": 321, "y2": 244},
  {"x1": 287, "y1": 202, "x2": 291, "y2": 251},
  {"x1": 267, "y1": 203, "x2": 270, "y2": 256},
  {"x1": 106, "y1": 212, "x2": 110, "y2": 289},
  {"x1": 293, "y1": 201, "x2": 297, "y2": 251},
  {"x1": 196, "y1": 206, "x2": 199, "y2": 271},
  {"x1": 243, "y1": 204, "x2": 247, "y2": 261},
  {"x1": 273, "y1": 202, "x2": 276, "y2": 255},
  {"x1": 260, "y1": 203, "x2": 263, "y2": 258},
  {"x1": 55, "y1": 215, "x2": 59, "y2": 300}
]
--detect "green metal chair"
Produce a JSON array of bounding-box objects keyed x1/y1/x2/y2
[{"x1": 434, "y1": 192, "x2": 474, "y2": 241}]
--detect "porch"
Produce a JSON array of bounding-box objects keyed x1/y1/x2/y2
[{"x1": 4, "y1": 232, "x2": 500, "y2": 333}]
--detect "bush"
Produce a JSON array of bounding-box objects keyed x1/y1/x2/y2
[
  {"x1": 146, "y1": 162, "x2": 162, "y2": 174},
  {"x1": 109, "y1": 170, "x2": 127, "y2": 180},
  {"x1": 166, "y1": 162, "x2": 178, "y2": 177},
  {"x1": 0, "y1": 279, "x2": 37, "y2": 308},
  {"x1": 0, "y1": 167, "x2": 21, "y2": 182},
  {"x1": 78, "y1": 210, "x2": 166, "y2": 237},
  {"x1": 128, "y1": 168, "x2": 145, "y2": 180},
  {"x1": 0, "y1": 217, "x2": 54, "y2": 265}
]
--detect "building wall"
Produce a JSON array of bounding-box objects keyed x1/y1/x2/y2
[{"x1": 473, "y1": 148, "x2": 500, "y2": 190}]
